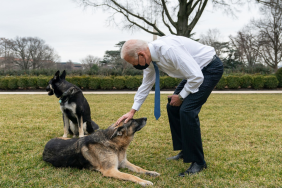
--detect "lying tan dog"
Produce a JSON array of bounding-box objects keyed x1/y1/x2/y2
[{"x1": 43, "y1": 118, "x2": 160, "y2": 186}]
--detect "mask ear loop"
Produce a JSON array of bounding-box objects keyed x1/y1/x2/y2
[{"x1": 137, "y1": 54, "x2": 146, "y2": 66}]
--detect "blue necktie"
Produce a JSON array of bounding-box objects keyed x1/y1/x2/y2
[{"x1": 152, "y1": 61, "x2": 160, "y2": 120}]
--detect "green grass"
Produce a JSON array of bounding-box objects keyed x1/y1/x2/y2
[{"x1": 0, "y1": 94, "x2": 282, "y2": 187}]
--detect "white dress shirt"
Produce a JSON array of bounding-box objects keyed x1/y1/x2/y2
[{"x1": 132, "y1": 35, "x2": 216, "y2": 111}]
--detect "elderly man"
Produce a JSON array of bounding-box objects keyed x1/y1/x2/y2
[{"x1": 116, "y1": 35, "x2": 223, "y2": 176}]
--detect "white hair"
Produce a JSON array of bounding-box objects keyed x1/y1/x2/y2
[{"x1": 120, "y1": 39, "x2": 148, "y2": 60}]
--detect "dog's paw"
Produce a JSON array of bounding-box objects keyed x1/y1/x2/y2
[
  {"x1": 79, "y1": 135, "x2": 85, "y2": 138},
  {"x1": 139, "y1": 180, "x2": 153, "y2": 186},
  {"x1": 62, "y1": 134, "x2": 68, "y2": 138},
  {"x1": 146, "y1": 171, "x2": 160, "y2": 177}
]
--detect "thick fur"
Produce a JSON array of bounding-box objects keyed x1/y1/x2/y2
[
  {"x1": 46, "y1": 70, "x2": 99, "y2": 137},
  {"x1": 43, "y1": 118, "x2": 160, "y2": 186}
]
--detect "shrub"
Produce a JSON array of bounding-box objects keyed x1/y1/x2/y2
[
  {"x1": 125, "y1": 76, "x2": 140, "y2": 90},
  {"x1": 252, "y1": 75, "x2": 265, "y2": 89},
  {"x1": 0, "y1": 77, "x2": 9, "y2": 90},
  {"x1": 8, "y1": 77, "x2": 18, "y2": 89},
  {"x1": 37, "y1": 77, "x2": 49, "y2": 88},
  {"x1": 264, "y1": 75, "x2": 278, "y2": 89},
  {"x1": 113, "y1": 76, "x2": 126, "y2": 90},
  {"x1": 80, "y1": 76, "x2": 90, "y2": 89},
  {"x1": 275, "y1": 67, "x2": 282, "y2": 87},
  {"x1": 27, "y1": 77, "x2": 38, "y2": 88},
  {"x1": 227, "y1": 76, "x2": 240, "y2": 89},
  {"x1": 216, "y1": 76, "x2": 227, "y2": 90},
  {"x1": 100, "y1": 77, "x2": 113, "y2": 90},
  {"x1": 175, "y1": 78, "x2": 183, "y2": 87},
  {"x1": 17, "y1": 76, "x2": 29, "y2": 89},
  {"x1": 153, "y1": 77, "x2": 165, "y2": 90},
  {"x1": 159, "y1": 77, "x2": 165, "y2": 89},
  {"x1": 67, "y1": 76, "x2": 81, "y2": 87},
  {"x1": 163, "y1": 76, "x2": 176, "y2": 89},
  {"x1": 88, "y1": 77, "x2": 100, "y2": 90},
  {"x1": 240, "y1": 75, "x2": 253, "y2": 88}
]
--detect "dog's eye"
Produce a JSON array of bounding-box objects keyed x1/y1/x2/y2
[{"x1": 117, "y1": 131, "x2": 122, "y2": 136}]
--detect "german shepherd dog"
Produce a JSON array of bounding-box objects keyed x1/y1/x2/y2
[
  {"x1": 46, "y1": 70, "x2": 99, "y2": 138},
  {"x1": 43, "y1": 118, "x2": 160, "y2": 186}
]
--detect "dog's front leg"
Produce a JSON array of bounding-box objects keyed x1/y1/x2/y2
[
  {"x1": 123, "y1": 160, "x2": 160, "y2": 177},
  {"x1": 63, "y1": 113, "x2": 70, "y2": 138},
  {"x1": 101, "y1": 168, "x2": 153, "y2": 186},
  {"x1": 77, "y1": 115, "x2": 84, "y2": 138}
]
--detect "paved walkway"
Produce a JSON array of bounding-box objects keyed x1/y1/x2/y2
[{"x1": 0, "y1": 90, "x2": 282, "y2": 94}]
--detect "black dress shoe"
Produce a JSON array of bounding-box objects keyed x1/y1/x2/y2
[
  {"x1": 178, "y1": 162, "x2": 207, "y2": 177},
  {"x1": 166, "y1": 151, "x2": 183, "y2": 160}
]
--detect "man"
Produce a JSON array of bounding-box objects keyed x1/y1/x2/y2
[{"x1": 116, "y1": 35, "x2": 223, "y2": 176}]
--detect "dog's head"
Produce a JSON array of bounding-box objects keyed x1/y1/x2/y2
[
  {"x1": 46, "y1": 70, "x2": 67, "y2": 98},
  {"x1": 109, "y1": 118, "x2": 147, "y2": 144}
]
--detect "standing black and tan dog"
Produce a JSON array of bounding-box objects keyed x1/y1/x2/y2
[
  {"x1": 46, "y1": 70, "x2": 99, "y2": 138},
  {"x1": 43, "y1": 118, "x2": 160, "y2": 186}
]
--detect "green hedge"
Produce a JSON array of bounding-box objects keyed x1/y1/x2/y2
[
  {"x1": 17, "y1": 76, "x2": 29, "y2": 89},
  {"x1": 264, "y1": 75, "x2": 278, "y2": 89},
  {"x1": 89, "y1": 77, "x2": 100, "y2": 89},
  {"x1": 0, "y1": 74, "x2": 280, "y2": 90},
  {"x1": 80, "y1": 76, "x2": 90, "y2": 89},
  {"x1": 216, "y1": 76, "x2": 227, "y2": 90},
  {"x1": 28, "y1": 77, "x2": 38, "y2": 88},
  {"x1": 227, "y1": 76, "x2": 240, "y2": 89},
  {"x1": 37, "y1": 77, "x2": 49, "y2": 88},
  {"x1": 125, "y1": 76, "x2": 141, "y2": 90},
  {"x1": 8, "y1": 77, "x2": 18, "y2": 89},
  {"x1": 113, "y1": 76, "x2": 126, "y2": 90},
  {"x1": 252, "y1": 75, "x2": 265, "y2": 89},
  {"x1": 100, "y1": 77, "x2": 113, "y2": 90},
  {"x1": 240, "y1": 75, "x2": 253, "y2": 88},
  {"x1": 163, "y1": 76, "x2": 176, "y2": 89}
]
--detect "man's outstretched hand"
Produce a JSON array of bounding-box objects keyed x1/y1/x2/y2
[{"x1": 116, "y1": 109, "x2": 137, "y2": 125}]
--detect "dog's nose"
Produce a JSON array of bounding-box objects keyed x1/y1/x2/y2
[{"x1": 143, "y1": 117, "x2": 147, "y2": 121}]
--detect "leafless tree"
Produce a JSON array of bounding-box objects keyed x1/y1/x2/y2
[
  {"x1": 229, "y1": 27, "x2": 261, "y2": 67},
  {"x1": 252, "y1": 0, "x2": 282, "y2": 71},
  {"x1": 8, "y1": 37, "x2": 32, "y2": 70},
  {"x1": 75, "y1": 0, "x2": 262, "y2": 38},
  {"x1": 200, "y1": 28, "x2": 229, "y2": 58},
  {"x1": 0, "y1": 38, "x2": 15, "y2": 70},
  {"x1": 5, "y1": 37, "x2": 59, "y2": 70},
  {"x1": 27, "y1": 37, "x2": 59, "y2": 69},
  {"x1": 80, "y1": 55, "x2": 101, "y2": 69}
]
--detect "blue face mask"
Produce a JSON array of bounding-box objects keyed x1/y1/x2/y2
[{"x1": 134, "y1": 56, "x2": 149, "y2": 70}]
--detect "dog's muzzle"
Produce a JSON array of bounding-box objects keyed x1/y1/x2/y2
[{"x1": 46, "y1": 84, "x2": 54, "y2": 96}]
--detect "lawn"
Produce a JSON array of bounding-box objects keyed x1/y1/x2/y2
[{"x1": 0, "y1": 94, "x2": 281, "y2": 187}]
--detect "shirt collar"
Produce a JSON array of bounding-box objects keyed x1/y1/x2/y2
[{"x1": 148, "y1": 43, "x2": 159, "y2": 62}]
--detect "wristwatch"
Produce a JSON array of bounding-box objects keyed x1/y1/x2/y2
[{"x1": 178, "y1": 94, "x2": 184, "y2": 102}]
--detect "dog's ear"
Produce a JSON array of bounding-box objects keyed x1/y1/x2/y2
[
  {"x1": 110, "y1": 127, "x2": 124, "y2": 139},
  {"x1": 60, "y1": 70, "x2": 66, "y2": 80},
  {"x1": 110, "y1": 121, "x2": 125, "y2": 139},
  {"x1": 54, "y1": 70, "x2": 60, "y2": 80}
]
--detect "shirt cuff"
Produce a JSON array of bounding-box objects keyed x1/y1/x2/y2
[
  {"x1": 179, "y1": 89, "x2": 190, "y2": 99},
  {"x1": 132, "y1": 102, "x2": 142, "y2": 111}
]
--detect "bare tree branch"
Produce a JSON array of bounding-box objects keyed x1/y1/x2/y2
[{"x1": 161, "y1": 0, "x2": 177, "y2": 27}]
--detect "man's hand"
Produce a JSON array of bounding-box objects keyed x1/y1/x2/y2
[
  {"x1": 116, "y1": 109, "x2": 137, "y2": 125},
  {"x1": 168, "y1": 94, "x2": 183, "y2": 107}
]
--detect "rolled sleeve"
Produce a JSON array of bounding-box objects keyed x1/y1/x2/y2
[{"x1": 165, "y1": 47, "x2": 204, "y2": 99}]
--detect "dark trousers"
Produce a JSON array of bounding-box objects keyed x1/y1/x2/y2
[{"x1": 166, "y1": 56, "x2": 223, "y2": 163}]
